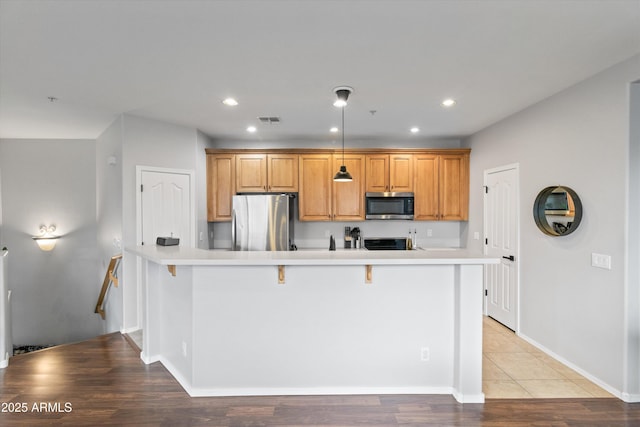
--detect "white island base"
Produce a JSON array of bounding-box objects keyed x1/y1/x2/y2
[{"x1": 129, "y1": 247, "x2": 498, "y2": 404}]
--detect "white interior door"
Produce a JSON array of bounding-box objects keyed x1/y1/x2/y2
[
  {"x1": 133, "y1": 167, "x2": 194, "y2": 334},
  {"x1": 484, "y1": 164, "x2": 519, "y2": 330},
  {"x1": 140, "y1": 170, "x2": 192, "y2": 247}
]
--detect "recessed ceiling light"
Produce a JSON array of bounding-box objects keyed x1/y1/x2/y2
[
  {"x1": 442, "y1": 98, "x2": 456, "y2": 107},
  {"x1": 330, "y1": 127, "x2": 339, "y2": 133},
  {"x1": 410, "y1": 127, "x2": 420, "y2": 134},
  {"x1": 222, "y1": 98, "x2": 238, "y2": 106},
  {"x1": 246, "y1": 126, "x2": 257, "y2": 133}
]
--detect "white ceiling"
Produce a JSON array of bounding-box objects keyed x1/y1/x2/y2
[{"x1": 1, "y1": 0, "x2": 639, "y2": 143}]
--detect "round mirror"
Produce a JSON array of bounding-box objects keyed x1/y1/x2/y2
[{"x1": 533, "y1": 186, "x2": 582, "y2": 236}]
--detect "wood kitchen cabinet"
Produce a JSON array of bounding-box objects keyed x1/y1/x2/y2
[
  {"x1": 366, "y1": 154, "x2": 413, "y2": 192},
  {"x1": 413, "y1": 152, "x2": 469, "y2": 221},
  {"x1": 439, "y1": 154, "x2": 469, "y2": 220},
  {"x1": 206, "y1": 148, "x2": 469, "y2": 223},
  {"x1": 207, "y1": 153, "x2": 235, "y2": 222},
  {"x1": 298, "y1": 154, "x2": 333, "y2": 221},
  {"x1": 299, "y1": 154, "x2": 366, "y2": 221},
  {"x1": 332, "y1": 154, "x2": 366, "y2": 221},
  {"x1": 235, "y1": 154, "x2": 298, "y2": 193}
]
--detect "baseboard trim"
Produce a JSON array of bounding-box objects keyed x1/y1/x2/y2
[
  {"x1": 621, "y1": 392, "x2": 640, "y2": 403},
  {"x1": 188, "y1": 386, "x2": 454, "y2": 398},
  {"x1": 452, "y1": 390, "x2": 485, "y2": 403},
  {"x1": 120, "y1": 326, "x2": 141, "y2": 334},
  {"x1": 155, "y1": 357, "x2": 456, "y2": 400},
  {"x1": 517, "y1": 332, "x2": 622, "y2": 400},
  {"x1": 140, "y1": 351, "x2": 160, "y2": 365}
]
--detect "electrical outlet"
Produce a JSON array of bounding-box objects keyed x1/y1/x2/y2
[
  {"x1": 591, "y1": 253, "x2": 611, "y2": 270},
  {"x1": 427, "y1": 229, "x2": 433, "y2": 237},
  {"x1": 182, "y1": 342, "x2": 187, "y2": 357},
  {"x1": 199, "y1": 231, "x2": 204, "y2": 241},
  {"x1": 473, "y1": 231, "x2": 480, "y2": 240},
  {"x1": 420, "y1": 347, "x2": 430, "y2": 361}
]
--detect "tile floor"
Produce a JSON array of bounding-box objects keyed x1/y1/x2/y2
[{"x1": 483, "y1": 316, "x2": 614, "y2": 398}]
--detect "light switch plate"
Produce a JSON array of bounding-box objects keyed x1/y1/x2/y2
[{"x1": 591, "y1": 253, "x2": 612, "y2": 270}]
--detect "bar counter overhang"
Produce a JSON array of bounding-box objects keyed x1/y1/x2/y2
[{"x1": 127, "y1": 246, "x2": 499, "y2": 403}]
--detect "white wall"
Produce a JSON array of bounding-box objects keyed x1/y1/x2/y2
[
  {"x1": 212, "y1": 215, "x2": 460, "y2": 250},
  {"x1": 0, "y1": 139, "x2": 101, "y2": 345},
  {"x1": 120, "y1": 114, "x2": 208, "y2": 331},
  {"x1": 211, "y1": 137, "x2": 462, "y2": 150},
  {"x1": 96, "y1": 117, "x2": 124, "y2": 334},
  {"x1": 626, "y1": 81, "x2": 640, "y2": 400},
  {"x1": 196, "y1": 130, "x2": 215, "y2": 249},
  {"x1": 0, "y1": 168, "x2": 7, "y2": 366},
  {"x1": 463, "y1": 54, "x2": 640, "y2": 397}
]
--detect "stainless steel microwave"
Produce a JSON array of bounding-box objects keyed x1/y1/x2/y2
[{"x1": 365, "y1": 192, "x2": 414, "y2": 220}]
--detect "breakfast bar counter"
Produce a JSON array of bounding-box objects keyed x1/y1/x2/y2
[{"x1": 127, "y1": 246, "x2": 499, "y2": 403}]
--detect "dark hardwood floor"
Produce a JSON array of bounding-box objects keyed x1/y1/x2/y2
[{"x1": 0, "y1": 333, "x2": 638, "y2": 426}]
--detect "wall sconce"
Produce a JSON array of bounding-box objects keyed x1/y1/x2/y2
[{"x1": 32, "y1": 225, "x2": 60, "y2": 251}]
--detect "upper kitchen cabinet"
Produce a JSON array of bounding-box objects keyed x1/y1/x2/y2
[
  {"x1": 439, "y1": 154, "x2": 469, "y2": 221},
  {"x1": 206, "y1": 148, "x2": 469, "y2": 223},
  {"x1": 235, "y1": 154, "x2": 298, "y2": 193},
  {"x1": 299, "y1": 154, "x2": 333, "y2": 221},
  {"x1": 413, "y1": 154, "x2": 439, "y2": 220},
  {"x1": 207, "y1": 153, "x2": 235, "y2": 222},
  {"x1": 267, "y1": 153, "x2": 299, "y2": 192},
  {"x1": 332, "y1": 154, "x2": 366, "y2": 221},
  {"x1": 366, "y1": 154, "x2": 413, "y2": 192},
  {"x1": 413, "y1": 151, "x2": 469, "y2": 221}
]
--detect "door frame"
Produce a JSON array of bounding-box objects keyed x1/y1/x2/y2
[
  {"x1": 133, "y1": 165, "x2": 196, "y2": 330},
  {"x1": 135, "y1": 165, "x2": 196, "y2": 248},
  {"x1": 483, "y1": 163, "x2": 521, "y2": 332}
]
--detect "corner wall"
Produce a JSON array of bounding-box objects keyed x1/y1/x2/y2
[
  {"x1": 625, "y1": 81, "x2": 640, "y2": 400},
  {"x1": 96, "y1": 116, "x2": 124, "y2": 334},
  {"x1": 463, "y1": 54, "x2": 640, "y2": 397},
  {"x1": 120, "y1": 114, "x2": 207, "y2": 332}
]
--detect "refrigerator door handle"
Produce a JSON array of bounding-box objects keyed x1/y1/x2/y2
[{"x1": 231, "y1": 209, "x2": 237, "y2": 251}]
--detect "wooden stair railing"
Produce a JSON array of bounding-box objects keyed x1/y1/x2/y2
[{"x1": 95, "y1": 254, "x2": 122, "y2": 319}]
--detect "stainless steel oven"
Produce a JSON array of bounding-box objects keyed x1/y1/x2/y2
[{"x1": 365, "y1": 192, "x2": 414, "y2": 220}]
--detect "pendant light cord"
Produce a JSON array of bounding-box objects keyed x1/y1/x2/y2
[{"x1": 341, "y1": 105, "x2": 345, "y2": 164}]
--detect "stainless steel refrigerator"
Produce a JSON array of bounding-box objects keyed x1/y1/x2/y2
[{"x1": 231, "y1": 194, "x2": 296, "y2": 251}]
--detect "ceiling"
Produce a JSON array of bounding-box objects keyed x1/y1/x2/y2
[{"x1": 1, "y1": 0, "x2": 639, "y2": 143}]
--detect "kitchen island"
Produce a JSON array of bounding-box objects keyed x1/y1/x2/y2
[{"x1": 127, "y1": 246, "x2": 499, "y2": 403}]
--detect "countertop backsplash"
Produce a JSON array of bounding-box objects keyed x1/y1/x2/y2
[{"x1": 208, "y1": 219, "x2": 462, "y2": 250}]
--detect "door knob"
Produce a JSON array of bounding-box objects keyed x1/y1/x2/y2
[{"x1": 502, "y1": 255, "x2": 515, "y2": 261}]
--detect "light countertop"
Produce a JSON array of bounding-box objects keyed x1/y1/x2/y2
[{"x1": 126, "y1": 245, "x2": 499, "y2": 266}]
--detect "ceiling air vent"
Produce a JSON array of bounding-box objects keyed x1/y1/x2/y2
[{"x1": 258, "y1": 116, "x2": 281, "y2": 124}]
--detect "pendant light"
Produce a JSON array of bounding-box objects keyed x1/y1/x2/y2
[{"x1": 333, "y1": 86, "x2": 353, "y2": 182}]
